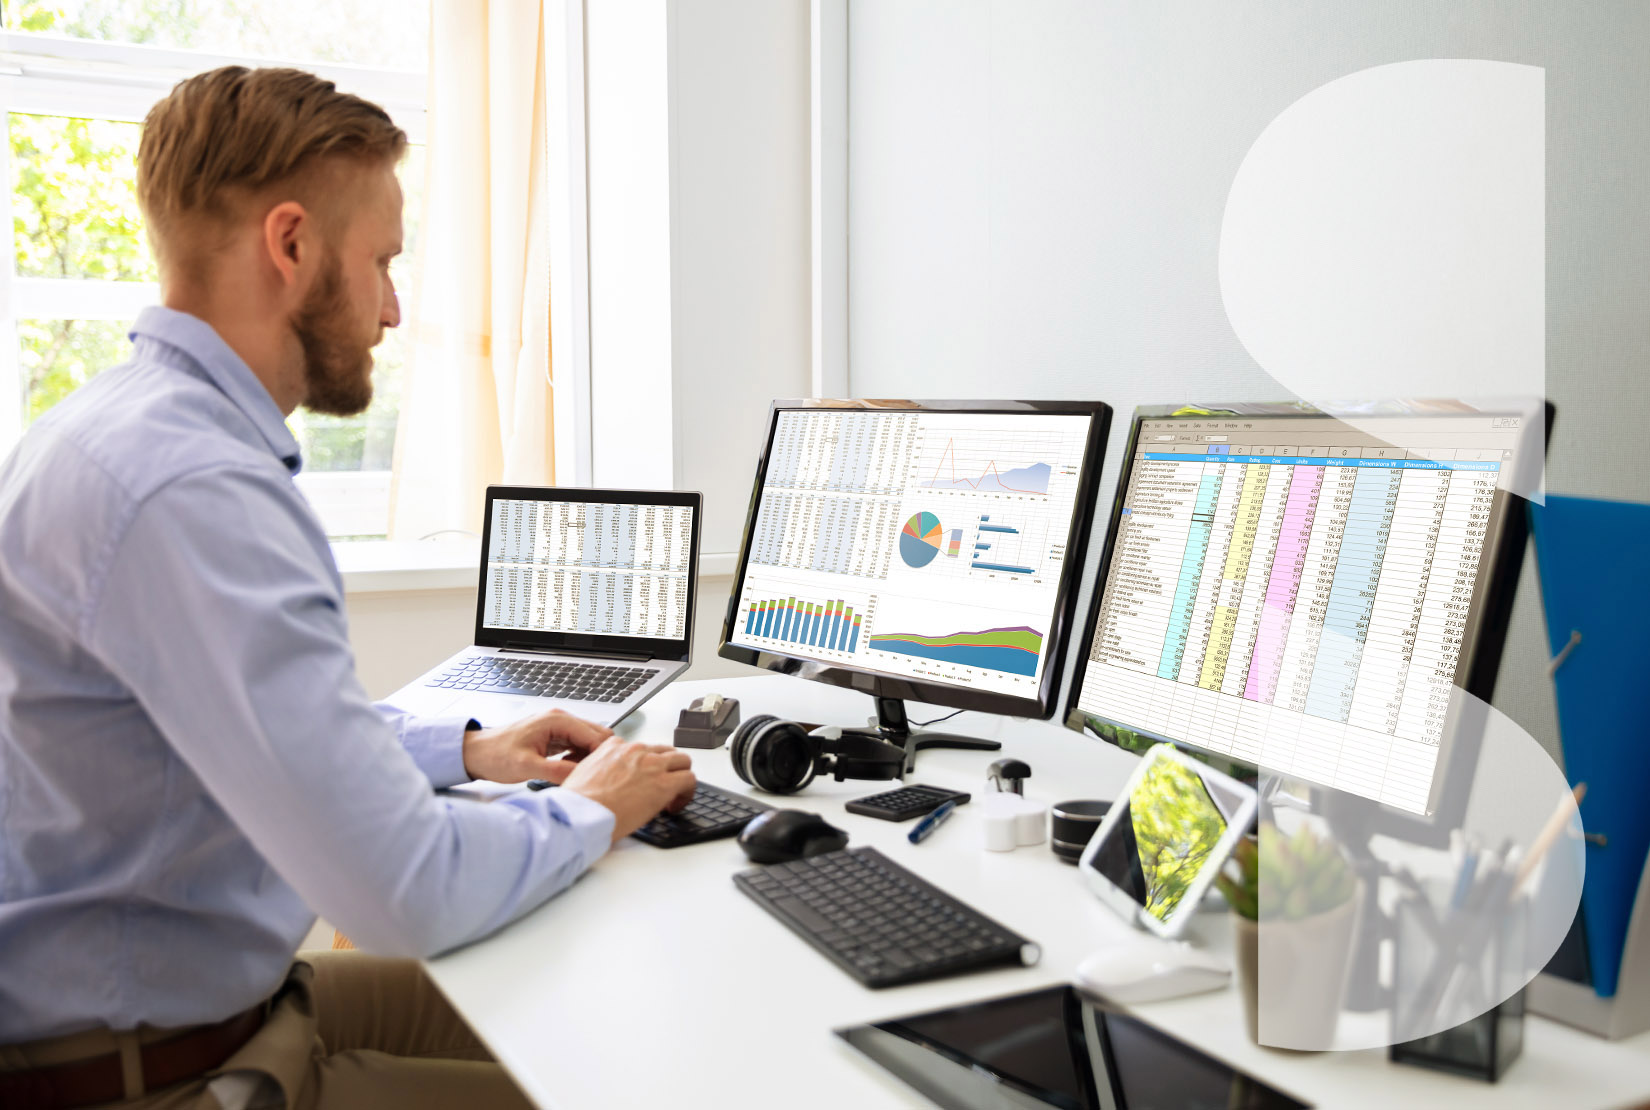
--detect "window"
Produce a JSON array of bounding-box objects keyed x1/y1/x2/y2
[{"x1": 1, "y1": 0, "x2": 428, "y2": 538}]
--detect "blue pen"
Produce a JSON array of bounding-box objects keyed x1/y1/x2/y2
[{"x1": 908, "y1": 800, "x2": 958, "y2": 844}]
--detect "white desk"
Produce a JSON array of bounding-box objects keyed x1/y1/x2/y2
[{"x1": 426, "y1": 674, "x2": 1650, "y2": 1110}]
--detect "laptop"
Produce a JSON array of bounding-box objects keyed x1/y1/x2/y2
[{"x1": 387, "y1": 485, "x2": 701, "y2": 729}]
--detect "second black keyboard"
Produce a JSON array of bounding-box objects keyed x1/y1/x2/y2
[
  {"x1": 734, "y1": 847, "x2": 1040, "y2": 987},
  {"x1": 631, "y1": 782, "x2": 772, "y2": 848}
]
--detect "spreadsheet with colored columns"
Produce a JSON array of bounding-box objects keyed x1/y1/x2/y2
[{"x1": 1077, "y1": 420, "x2": 1515, "y2": 815}]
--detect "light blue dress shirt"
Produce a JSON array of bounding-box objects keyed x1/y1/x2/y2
[{"x1": 0, "y1": 306, "x2": 615, "y2": 1042}]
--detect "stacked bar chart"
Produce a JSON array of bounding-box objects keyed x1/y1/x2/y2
[{"x1": 744, "y1": 594, "x2": 862, "y2": 653}]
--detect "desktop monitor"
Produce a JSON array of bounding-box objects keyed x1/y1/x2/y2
[
  {"x1": 1063, "y1": 401, "x2": 1543, "y2": 845},
  {"x1": 720, "y1": 399, "x2": 1111, "y2": 770}
]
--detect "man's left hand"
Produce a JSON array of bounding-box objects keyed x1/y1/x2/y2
[{"x1": 461, "y1": 709, "x2": 615, "y2": 784}]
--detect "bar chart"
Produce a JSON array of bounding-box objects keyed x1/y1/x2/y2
[
  {"x1": 969, "y1": 513, "x2": 1052, "y2": 577},
  {"x1": 743, "y1": 594, "x2": 864, "y2": 653}
]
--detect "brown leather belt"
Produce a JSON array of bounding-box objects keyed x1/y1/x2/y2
[{"x1": 0, "y1": 1005, "x2": 264, "y2": 1109}]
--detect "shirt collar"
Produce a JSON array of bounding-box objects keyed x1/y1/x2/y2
[{"x1": 129, "y1": 306, "x2": 304, "y2": 475}]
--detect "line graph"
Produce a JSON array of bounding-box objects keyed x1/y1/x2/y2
[
  {"x1": 908, "y1": 420, "x2": 1088, "y2": 505},
  {"x1": 919, "y1": 438, "x2": 1053, "y2": 495}
]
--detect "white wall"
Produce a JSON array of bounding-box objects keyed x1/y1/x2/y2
[
  {"x1": 584, "y1": 0, "x2": 812, "y2": 559},
  {"x1": 347, "y1": 588, "x2": 477, "y2": 700},
  {"x1": 668, "y1": 0, "x2": 814, "y2": 560},
  {"x1": 845, "y1": 0, "x2": 1650, "y2": 758}
]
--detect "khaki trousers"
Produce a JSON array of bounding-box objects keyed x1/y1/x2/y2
[{"x1": 0, "y1": 951, "x2": 533, "y2": 1110}]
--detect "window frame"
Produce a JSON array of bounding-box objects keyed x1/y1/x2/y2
[{"x1": 1, "y1": 28, "x2": 427, "y2": 535}]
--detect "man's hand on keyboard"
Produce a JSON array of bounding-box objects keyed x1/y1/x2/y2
[
  {"x1": 461, "y1": 708, "x2": 615, "y2": 784},
  {"x1": 561, "y1": 737, "x2": 697, "y2": 843}
]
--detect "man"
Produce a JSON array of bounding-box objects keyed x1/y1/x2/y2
[{"x1": 0, "y1": 66, "x2": 695, "y2": 1109}]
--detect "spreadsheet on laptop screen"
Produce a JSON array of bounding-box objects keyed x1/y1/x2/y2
[
  {"x1": 482, "y1": 500, "x2": 693, "y2": 640},
  {"x1": 1073, "y1": 414, "x2": 1525, "y2": 814}
]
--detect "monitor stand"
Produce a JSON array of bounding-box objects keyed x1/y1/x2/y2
[{"x1": 837, "y1": 697, "x2": 1001, "y2": 776}]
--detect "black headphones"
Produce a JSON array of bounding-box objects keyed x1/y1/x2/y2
[{"x1": 729, "y1": 714, "x2": 906, "y2": 795}]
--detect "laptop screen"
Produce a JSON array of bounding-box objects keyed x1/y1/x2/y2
[{"x1": 481, "y1": 497, "x2": 694, "y2": 642}]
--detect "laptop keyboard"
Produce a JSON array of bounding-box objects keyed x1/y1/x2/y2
[{"x1": 426, "y1": 656, "x2": 656, "y2": 703}]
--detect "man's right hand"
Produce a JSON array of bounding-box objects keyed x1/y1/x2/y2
[{"x1": 559, "y1": 737, "x2": 697, "y2": 843}]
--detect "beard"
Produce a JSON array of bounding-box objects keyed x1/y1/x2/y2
[{"x1": 292, "y1": 251, "x2": 378, "y2": 417}]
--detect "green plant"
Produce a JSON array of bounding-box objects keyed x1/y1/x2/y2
[{"x1": 1217, "y1": 823, "x2": 1355, "y2": 922}]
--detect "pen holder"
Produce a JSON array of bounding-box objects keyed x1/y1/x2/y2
[{"x1": 1390, "y1": 886, "x2": 1527, "y2": 1082}]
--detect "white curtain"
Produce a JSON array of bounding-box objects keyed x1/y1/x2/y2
[{"x1": 388, "y1": 0, "x2": 556, "y2": 540}]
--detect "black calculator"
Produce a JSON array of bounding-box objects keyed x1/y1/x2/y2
[{"x1": 845, "y1": 784, "x2": 971, "y2": 822}]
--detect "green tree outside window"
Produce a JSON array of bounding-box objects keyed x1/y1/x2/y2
[{"x1": 6, "y1": 0, "x2": 426, "y2": 482}]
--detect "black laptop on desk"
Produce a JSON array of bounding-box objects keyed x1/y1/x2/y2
[{"x1": 388, "y1": 485, "x2": 700, "y2": 728}]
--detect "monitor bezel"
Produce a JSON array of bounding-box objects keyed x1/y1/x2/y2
[
  {"x1": 717, "y1": 398, "x2": 1112, "y2": 720},
  {"x1": 474, "y1": 484, "x2": 701, "y2": 661},
  {"x1": 1060, "y1": 401, "x2": 1545, "y2": 846}
]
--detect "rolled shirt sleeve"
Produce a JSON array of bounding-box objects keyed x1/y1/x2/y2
[{"x1": 85, "y1": 466, "x2": 614, "y2": 956}]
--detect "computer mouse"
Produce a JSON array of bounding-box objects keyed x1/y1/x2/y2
[
  {"x1": 1074, "y1": 938, "x2": 1230, "y2": 1004},
  {"x1": 737, "y1": 809, "x2": 849, "y2": 864}
]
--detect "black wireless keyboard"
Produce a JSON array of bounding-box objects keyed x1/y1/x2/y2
[
  {"x1": 630, "y1": 782, "x2": 772, "y2": 848},
  {"x1": 734, "y1": 847, "x2": 1040, "y2": 988}
]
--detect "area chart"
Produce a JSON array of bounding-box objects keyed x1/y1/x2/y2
[
  {"x1": 920, "y1": 440, "x2": 1054, "y2": 495},
  {"x1": 868, "y1": 625, "x2": 1044, "y2": 678}
]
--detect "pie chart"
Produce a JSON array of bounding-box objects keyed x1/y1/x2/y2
[{"x1": 899, "y1": 511, "x2": 945, "y2": 568}]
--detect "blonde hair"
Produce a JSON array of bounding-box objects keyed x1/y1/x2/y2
[{"x1": 137, "y1": 66, "x2": 407, "y2": 277}]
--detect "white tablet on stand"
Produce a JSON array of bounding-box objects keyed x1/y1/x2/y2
[{"x1": 1075, "y1": 743, "x2": 1258, "y2": 1001}]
